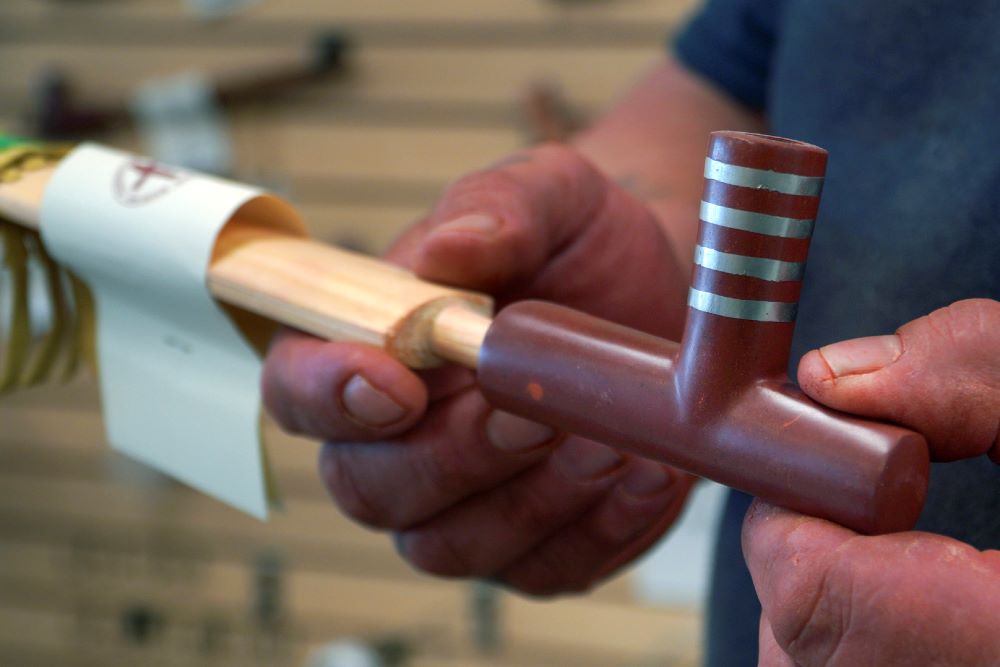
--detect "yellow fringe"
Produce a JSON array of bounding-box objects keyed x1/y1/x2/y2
[{"x1": 0, "y1": 142, "x2": 96, "y2": 393}]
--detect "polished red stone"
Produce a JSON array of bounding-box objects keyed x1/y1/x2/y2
[{"x1": 476, "y1": 132, "x2": 930, "y2": 535}]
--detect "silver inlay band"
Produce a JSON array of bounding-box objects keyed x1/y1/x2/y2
[
  {"x1": 694, "y1": 245, "x2": 805, "y2": 282},
  {"x1": 687, "y1": 288, "x2": 798, "y2": 323},
  {"x1": 704, "y1": 157, "x2": 824, "y2": 197},
  {"x1": 700, "y1": 201, "x2": 814, "y2": 239}
]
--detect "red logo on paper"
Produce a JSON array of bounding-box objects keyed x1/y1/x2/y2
[{"x1": 113, "y1": 158, "x2": 187, "y2": 207}]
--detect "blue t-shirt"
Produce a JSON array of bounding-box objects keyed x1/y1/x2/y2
[{"x1": 674, "y1": 2, "x2": 1000, "y2": 665}]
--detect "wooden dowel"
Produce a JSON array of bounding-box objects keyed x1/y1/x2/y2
[
  {"x1": 431, "y1": 304, "x2": 491, "y2": 368},
  {"x1": 0, "y1": 167, "x2": 49, "y2": 231},
  {"x1": 0, "y1": 165, "x2": 494, "y2": 369}
]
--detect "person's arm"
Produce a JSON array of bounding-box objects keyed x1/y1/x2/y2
[
  {"x1": 262, "y1": 55, "x2": 761, "y2": 596},
  {"x1": 573, "y1": 55, "x2": 764, "y2": 272},
  {"x1": 744, "y1": 298, "x2": 1000, "y2": 666}
]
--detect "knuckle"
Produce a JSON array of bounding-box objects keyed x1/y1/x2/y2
[
  {"x1": 588, "y1": 502, "x2": 645, "y2": 547},
  {"x1": 318, "y1": 445, "x2": 394, "y2": 529},
  {"x1": 533, "y1": 143, "x2": 608, "y2": 209},
  {"x1": 439, "y1": 168, "x2": 526, "y2": 215},
  {"x1": 952, "y1": 298, "x2": 1000, "y2": 334},
  {"x1": 414, "y1": 439, "x2": 466, "y2": 500},
  {"x1": 505, "y1": 561, "x2": 593, "y2": 598},
  {"x1": 908, "y1": 298, "x2": 1000, "y2": 349},
  {"x1": 438, "y1": 143, "x2": 605, "y2": 221},
  {"x1": 533, "y1": 142, "x2": 601, "y2": 181},
  {"x1": 901, "y1": 299, "x2": 1000, "y2": 453},
  {"x1": 263, "y1": 342, "x2": 364, "y2": 440},
  {"x1": 503, "y1": 543, "x2": 598, "y2": 599},
  {"x1": 492, "y1": 482, "x2": 557, "y2": 538},
  {"x1": 416, "y1": 433, "x2": 492, "y2": 502},
  {"x1": 398, "y1": 527, "x2": 478, "y2": 577}
]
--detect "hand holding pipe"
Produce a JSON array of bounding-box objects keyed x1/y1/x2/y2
[{"x1": 0, "y1": 132, "x2": 930, "y2": 534}]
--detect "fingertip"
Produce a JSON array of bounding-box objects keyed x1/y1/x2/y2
[
  {"x1": 616, "y1": 460, "x2": 684, "y2": 504},
  {"x1": 796, "y1": 348, "x2": 835, "y2": 396},
  {"x1": 413, "y1": 220, "x2": 502, "y2": 286},
  {"x1": 413, "y1": 214, "x2": 539, "y2": 292},
  {"x1": 332, "y1": 346, "x2": 429, "y2": 435},
  {"x1": 796, "y1": 343, "x2": 894, "y2": 417},
  {"x1": 741, "y1": 499, "x2": 786, "y2": 563},
  {"x1": 741, "y1": 500, "x2": 824, "y2": 573},
  {"x1": 341, "y1": 373, "x2": 413, "y2": 429},
  {"x1": 744, "y1": 498, "x2": 782, "y2": 527},
  {"x1": 742, "y1": 499, "x2": 856, "y2": 591},
  {"x1": 262, "y1": 336, "x2": 427, "y2": 441}
]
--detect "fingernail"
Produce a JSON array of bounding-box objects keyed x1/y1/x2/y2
[
  {"x1": 620, "y1": 461, "x2": 675, "y2": 499},
  {"x1": 552, "y1": 439, "x2": 623, "y2": 481},
  {"x1": 342, "y1": 374, "x2": 407, "y2": 427},
  {"x1": 431, "y1": 213, "x2": 500, "y2": 238},
  {"x1": 818, "y1": 334, "x2": 902, "y2": 378},
  {"x1": 486, "y1": 410, "x2": 556, "y2": 452}
]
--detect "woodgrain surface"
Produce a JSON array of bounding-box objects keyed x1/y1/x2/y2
[{"x1": 0, "y1": 1, "x2": 702, "y2": 665}]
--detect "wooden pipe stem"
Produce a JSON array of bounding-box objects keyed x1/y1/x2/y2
[{"x1": 0, "y1": 164, "x2": 493, "y2": 369}]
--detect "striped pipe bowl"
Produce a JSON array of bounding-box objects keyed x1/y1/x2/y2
[{"x1": 688, "y1": 133, "x2": 826, "y2": 324}]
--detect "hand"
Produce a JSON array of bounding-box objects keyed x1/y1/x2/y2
[
  {"x1": 745, "y1": 299, "x2": 1000, "y2": 666},
  {"x1": 263, "y1": 143, "x2": 694, "y2": 595},
  {"x1": 745, "y1": 501, "x2": 1000, "y2": 667}
]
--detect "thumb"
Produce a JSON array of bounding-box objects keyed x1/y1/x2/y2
[
  {"x1": 387, "y1": 144, "x2": 609, "y2": 292},
  {"x1": 798, "y1": 298, "x2": 1000, "y2": 462},
  {"x1": 383, "y1": 144, "x2": 686, "y2": 337}
]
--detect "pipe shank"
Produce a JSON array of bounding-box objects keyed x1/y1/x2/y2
[
  {"x1": 477, "y1": 301, "x2": 928, "y2": 534},
  {"x1": 478, "y1": 301, "x2": 679, "y2": 455}
]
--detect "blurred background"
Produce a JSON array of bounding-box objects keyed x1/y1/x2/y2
[{"x1": 0, "y1": 1, "x2": 726, "y2": 665}]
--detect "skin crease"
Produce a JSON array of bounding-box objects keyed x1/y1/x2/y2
[{"x1": 262, "y1": 53, "x2": 1000, "y2": 662}]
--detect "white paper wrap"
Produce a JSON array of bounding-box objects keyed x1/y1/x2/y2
[{"x1": 39, "y1": 144, "x2": 305, "y2": 518}]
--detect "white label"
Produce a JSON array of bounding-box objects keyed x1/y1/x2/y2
[{"x1": 39, "y1": 144, "x2": 304, "y2": 518}]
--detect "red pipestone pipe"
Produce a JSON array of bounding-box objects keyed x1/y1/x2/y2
[{"x1": 476, "y1": 132, "x2": 930, "y2": 535}]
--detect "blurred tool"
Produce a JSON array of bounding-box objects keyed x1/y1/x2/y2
[
  {"x1": 518, "y1": 80, "x2": 585, "y2": 143},
  {"x1": 252, "y1": 548, "x2": 293, "y2": 664},
  {"x1": 305, "y1": 637, "x2": 411, "y2": 667},
  {"x1": 121, "y1": 603, "x2": 166, "y2": 645},
  {"x1": 27, "y1": 32, "x2": 351, "y2": 141},
  {"x1": 470, "y1": 580, "x2": 502, "y2": 655},
  {"x1": 252, "y1": 548, "x2": 286, "y2": 629},
  {"x1": 186, "y1": 0, "x2": 263, "y2": 19},
  {"x1": 198, "y1": 614, "x2": 231, "y2": 657}
]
